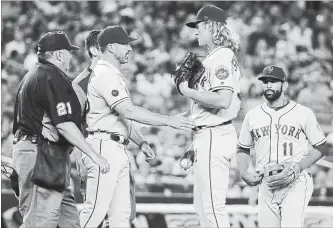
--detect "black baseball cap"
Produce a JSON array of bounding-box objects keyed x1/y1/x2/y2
[
  {"x1": 38, "y1": 31, "x2": 79, "y2": 53},
  {"x1": 186, "y1": 5, "x2": 228, "y2": 28},
  {"x1": 98, "y1": 25, "x2": 137, "y2": 47},
  {"x1": 258, "y1": 65, "x2": 286, "y2": 82}
]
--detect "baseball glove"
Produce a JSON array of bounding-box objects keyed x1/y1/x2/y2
[
  {"x1": 264, "y1": 162, "x2": 302, "y2": 191},
  {"x1": 180, "y1": 149, "x2": 195, "y2": 170},
  {"x1": 171, "y1": 53, "x2": 205, "y2": 95}
]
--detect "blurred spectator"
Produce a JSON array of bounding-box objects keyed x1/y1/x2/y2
[
  {"x1": 227, "y1": 168, "x2": 242, "y2": 198},
  {"x1": 289, "y1": 17, "x2": 313, "y2": 50},
  {"x1": 326, "y1": 169, "x2": 333, "y2": 197},
  {"x1": 296, "y1": 71, "x2": 332, "y2": 109},
  {"x1": 312, "y1": 29, "x2": 333, "y2": 61},
  {"x1": 313, "y1": 169, "x2": 328, "y2": 198},
  {"x1": 4, "y1": 26, "x2": 26, "y2": 58}
]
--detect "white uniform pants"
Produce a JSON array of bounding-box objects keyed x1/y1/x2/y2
[
  {"x1": 258, "y1": 171, "x2": 313, "y2": 227},
  {"x1": 193, "y1": 126, "x2": 237, "y2": 228},
  {"x1": 79, "y1": 135, "x2": 131, "y2": 228}
]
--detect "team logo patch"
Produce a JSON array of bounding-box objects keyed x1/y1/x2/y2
[
  {"x1": 112, "y1": 90, "x2": 119, "y2": 96},
  {"x1": 215, "y1": 65, "x2": 230, "y2": 80},
  {"x1": 267, "y1": 66, "x2": 274, "y2": 73}
]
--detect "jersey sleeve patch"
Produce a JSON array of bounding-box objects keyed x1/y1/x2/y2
[
  {"x1": 112, "y1": 90, "x2": 119, "y2": 97},
  {"x1": 215, "y1": 65, "x2": 230, "y2": 80}
]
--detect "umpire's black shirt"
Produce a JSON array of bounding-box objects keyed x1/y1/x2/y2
[{"x1": 13, "y1": 57, "x2": 81, "y2": 147}]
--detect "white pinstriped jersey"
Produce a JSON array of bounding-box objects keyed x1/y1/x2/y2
[
  {"x1": 190, "y1": 47, "x2": 241, "y2": 126},
  {"x1": 86, "y1": 59, "x2": 132, "y2": 137},
  {"x1": 238, "y1": 100, "x2": 327, "y2": 171}
]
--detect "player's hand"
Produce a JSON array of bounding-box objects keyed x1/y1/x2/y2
[
  {"x1": 90, "y1": 153, "x2": 110, "y2": 174},
  {"x1": 141, "y1": 143, "x2": 156, "y2": 161},
  {"x1": 141, "y1": 143, "x2": 162, "y2": 167},
  {"x1": 240, "y1": 171, "x2": 263, "y2": 186},
  {"x1": 180, "y1": 149, "x2": 195, "y2": 170},
  {"x1": 168, "y1": 112, "x2": 195, "y2": 131},
  {"x1": 75, "y1": 158, "x2": 88, "y2": 184}
]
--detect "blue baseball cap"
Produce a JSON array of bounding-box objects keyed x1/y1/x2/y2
[
  {"x1": 258, "y1": 65, "x2": 287, "y2": 82},
  {"x1": 186, "y1": 5, "x2": 228, "y2": 28},
  {"x1": 98, "y1": 25, "x2": 137, "y2": 47}
]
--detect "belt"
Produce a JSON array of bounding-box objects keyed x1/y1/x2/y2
[
  {"x1": 88, "y1": 132, "x2": 129, "y2": 146},
  {"x1": 13, "y1": 131, "x2": 39, "y2": 144},
  {"x1": 193, "y1": 120, "x2": 232, "y2": 131}
]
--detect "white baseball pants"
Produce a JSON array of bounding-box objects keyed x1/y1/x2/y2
[
  {"x1": 79, "y1": 134, "x2": 131, "y2": 228},
  {"x1": 258, "y1": 171, "x2": 313, "y2": 227},
  {"x1": 193, "y1": 126, "x2": 237, "y2": 228}
]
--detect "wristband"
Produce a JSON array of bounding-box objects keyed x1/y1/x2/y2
[
  {"x1": 140, "y1": 141, "x2": 148, "y2": 149},
  {"x1": 87, "y1": 67, "x2": 93, "y2": 73}
]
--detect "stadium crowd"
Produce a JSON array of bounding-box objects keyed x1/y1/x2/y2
[{"x1": 2, "y1": 1, "x2": 333, "y2": 199}]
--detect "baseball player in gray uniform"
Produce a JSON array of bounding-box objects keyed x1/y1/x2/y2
[
  {"x1": 72, "y1": 30, "x2": 155, "y2": 228},
  {"x1": 180, "y1": 5, "x2": 241, "y2": 228},
  {"x1": 237, "y1": 65, "x2": 327, "y2": 227},
  {"x1": 80, "y1": 25, "x2": 194, "y2": 228}
]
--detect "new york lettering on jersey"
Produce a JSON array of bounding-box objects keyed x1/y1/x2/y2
[
  {"x1": 238, "y1": 100, "x2": 326, "y2": 169},
  {"x1": 191, "y1": 47, "x2": 241, "y2": 126}
]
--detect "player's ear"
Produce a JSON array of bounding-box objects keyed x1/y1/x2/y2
[
  {"x1": 107, "y1": 44, "x2": 115, "y2": 54},
  {"x1": 54, "y1": 50, "x2": 62, "y2": 61},
  {"x1": 282, "y1": 81, "x2": 288, "y2": 92},
  {"x1": 89, "y1": 46, "x2": 98, "y2": 57}
]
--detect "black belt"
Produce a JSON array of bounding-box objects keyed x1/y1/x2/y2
[
  {"x1": 13, "y1": 131, "x2": 39, "y2": 144},
  {"x1": 193, "y1": 120, "x2": 232, "y2": 131},
  {"x1": 89, "y1": 132, "x2": 129, "y2": 146}
]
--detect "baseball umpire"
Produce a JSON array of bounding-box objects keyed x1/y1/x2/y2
[
  {"x1": 237, "y1": 65, "x2": 327, "y2": 227},
  {"x1": 174, "y1": 5, "x2": 242, "y2": 228},
  {"x1": 11, "y1": 31, "x2": 109, "y2": 228}
]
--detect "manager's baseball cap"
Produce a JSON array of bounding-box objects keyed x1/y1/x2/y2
[
  {"x1": 98, "y1": 25, "x2": 137, "y2": 47},
  {"x1": 186, "y1": 5, "x2": 228, "y2": 28},
  {"x1": 38, "y1": 31, "x2": 79, "y2": 53},
  {"x1": 258, "y1": 65, "x2": 286, "y2": 82}
]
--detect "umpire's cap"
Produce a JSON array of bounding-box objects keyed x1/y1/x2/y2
[
  {"x1": 98, "y1": 25, "x2": 137, "y2": 47},
  {"x1": 38, "y1": 31, "x2": 79, "y2": 53},
  {"x1": 258, "y1": 65, "x2": 287, "y2": 82},
  {"x1": 186, "y1": 5, "x2": 228, "y2": 28}
]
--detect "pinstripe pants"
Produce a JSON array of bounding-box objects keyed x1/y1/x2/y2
[
  {"x1": 79, "y1": 135, "x2": 131, "y2": 228},
  {"x1": 193, "y1": 125, "x2": 237, "y2": 228},
  {"x1": 259, "y1": 172, "x2": 313, "y2": 227}
]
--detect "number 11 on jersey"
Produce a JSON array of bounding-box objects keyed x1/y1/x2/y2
[{"x1": 283, "y1": 142, "x2": 293, "y2": 156}]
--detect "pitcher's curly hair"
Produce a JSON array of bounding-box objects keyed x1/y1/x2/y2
[{"x1": 203, "y1": 19, "x2": 240, "y2": 53}]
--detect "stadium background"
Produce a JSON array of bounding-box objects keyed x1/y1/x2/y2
[{"x1": 1, "y1": 1, "x2": 333, "y2": 227}]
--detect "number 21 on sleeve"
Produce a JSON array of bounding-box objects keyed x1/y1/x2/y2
[{"x1": 57, "y1": 102, "x2": 72, "y2": 116}]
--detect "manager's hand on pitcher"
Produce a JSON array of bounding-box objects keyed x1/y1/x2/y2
[
  {"x1": 90, "y1": 153, "x2": 110, "y2": 174},
  {"x1": 168, "y1": 112, "x2": 195, "y2": 131}
]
